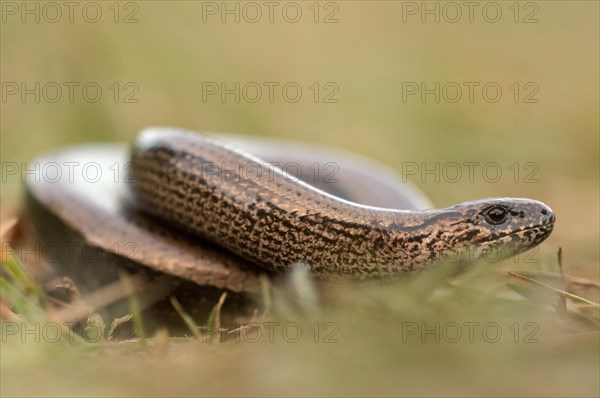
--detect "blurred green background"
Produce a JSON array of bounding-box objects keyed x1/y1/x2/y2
[
  {"x1": 2, "y1": 1, "x2": 598, "y2": 271},
  {"x1": 1, "y1": 2, "x2": 599, "y2": 396},
  {"x1": 2, "y1": 1, "x2": 598, "y2": 258}
]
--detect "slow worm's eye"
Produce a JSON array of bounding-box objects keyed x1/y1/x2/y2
[{"x1": 483, "y1": 206, "x2": 509, "y2": 225}]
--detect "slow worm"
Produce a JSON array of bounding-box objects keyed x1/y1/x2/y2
[{"x1": 128, "y1": 128, "x2": 556, "y2": 279}]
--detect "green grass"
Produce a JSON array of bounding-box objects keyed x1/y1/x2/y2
[{"x1": 1, "y1": 247, "x2": 599, "y2": 397}]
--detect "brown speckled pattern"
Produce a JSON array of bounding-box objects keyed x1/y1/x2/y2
[{"x1": 129, "y1": 129, "x2": 556, "y2": 279}]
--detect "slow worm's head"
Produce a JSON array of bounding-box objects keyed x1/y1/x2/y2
[{"x1": 439, "y1": 198, "x2": 556, "y2": 260}]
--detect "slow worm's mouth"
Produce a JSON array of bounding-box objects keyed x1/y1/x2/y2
[
  {"x1": 505, "y1": 222, "x2": 555, "y2": 237},
  {"x1": 470, "y1": 222, "x2": 555, "y2": 250},
  {"x1": 454, "y1": 222, "x2": 555, "y2": 264},
  {"x1": 495, "y1": 222, "x2": 555, "y2": 255}
]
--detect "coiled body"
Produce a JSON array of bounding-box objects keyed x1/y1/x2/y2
[{"x1": 129, "y1": 128, "x2": 556, "y2": 279}]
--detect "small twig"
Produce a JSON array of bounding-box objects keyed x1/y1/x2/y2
[
  {"x1": 49, "y1": 273, "x2": 147, "y2": 323},
  {"x1": 556, "y1": 247, "x2": 567, "y2": 315},
  {"x1": 508, "y1": 271, "x2": 600, "y2": 307},
  {"x1": 227, "y1": 308, "x2": 260, "y2": 336},
  {"x1": 107, "y1": 314, "x2": 134, "y2": 342},
  {"x1": 507, "y1": 270, "x2": 600, "y2": 289},
  {"x1": 557, "y1": 247, "x2": 568, "y2": 289}
]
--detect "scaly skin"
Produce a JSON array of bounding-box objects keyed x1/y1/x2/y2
[{"x1": 129, "y1": 128, "x2": 556, "y2": 279}]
